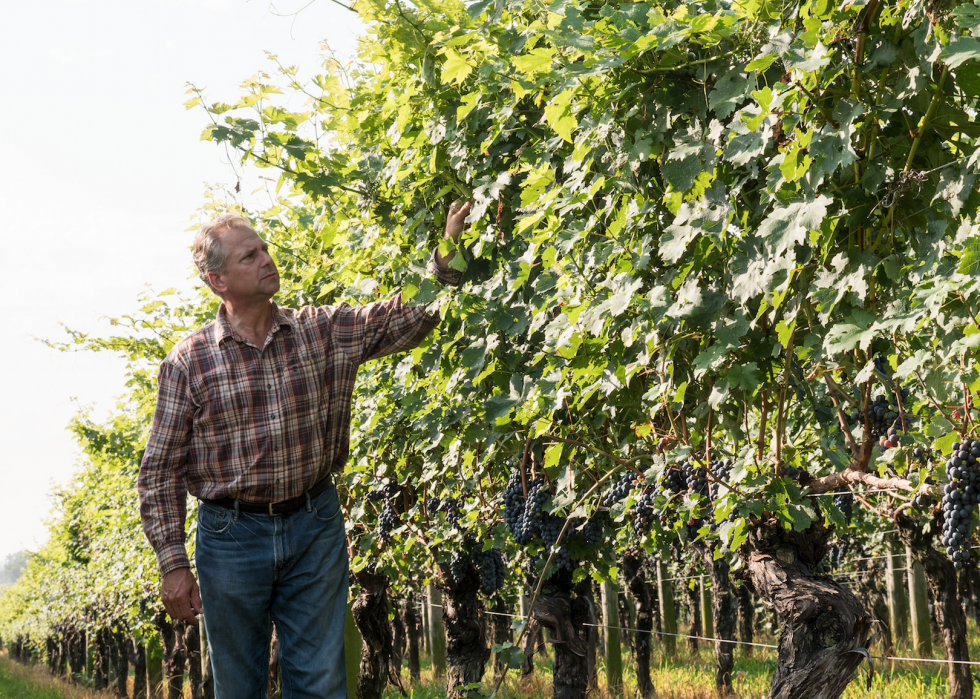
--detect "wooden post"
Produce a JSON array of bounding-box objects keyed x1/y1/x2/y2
[
  {"x1": 344, "y1": 599, "x2": 361, "y2": 699},
  {"x1": 886, "y1": 535, "x2": 909, "y2": 648},
  {"x1": 906, "y1": 545, "x2": 933, "y2": 656},
  {"x1": 600, "y1": 581, "x2": 623, "y2": 695},
  {"x1": 146, "y1": 636, "x2": 164, "y2": 699},
  {"x1": 656, "y1": 559, "x2": 677, "y2": 658},
  {"x1": 419, "y1": 595, "x2": 428, "y2": 658},
  {"x1": 85, "y1": 632, "x2": 93, "y2": 680},
  {"x1": 427, "y1": 583, "x2": 447, "y2": 679},
  {"x1": 700, "y1": 576, "x2": 714, "y2": 639},
  {"x1": 199, "y1": 621, "x2": 208, "y2": 690}
]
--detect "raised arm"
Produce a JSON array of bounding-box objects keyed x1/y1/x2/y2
[{"x1": 332, "y1": 202, "x2": 470, "y2": 365}]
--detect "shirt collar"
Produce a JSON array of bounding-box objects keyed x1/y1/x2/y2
[{"x1": 213, "y1": 302, "x2": 294, "y2": 347}]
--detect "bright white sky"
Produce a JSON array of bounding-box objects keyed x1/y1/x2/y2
[{"x1": 0, "y1": 0, "x2": 364, "y2": 564}]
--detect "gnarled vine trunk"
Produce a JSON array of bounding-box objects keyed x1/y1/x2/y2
[
  {"x1": 184, "y1": 623, "x2": 203, "y2": 699},
  {"x1": 402, "y1": 598, "x2": 421, "y2": 683},
  {"x1": 94, "y1": 626, "x2": 111, "y2": 691},
  {"x1": 68, "y1": 627, "x2": 86, "y2": 680},
  {"x1": 684, "y1": 572, "x2": 701, "y2": 654},
  {"x1": 622, "y1": 552, "x2": 655, "y2": 699},
  {"x1": 532, "y1": 594, "x2": 588, "y2": 699},
  {"x1": 390, "y1": 596, "x2": 406, "y2": 674},
  {"x1": 736, "y1": 584, "x2": 755, "y2": 657},
  {"x1": 702, "y1": 544, "x2": 736, "y2": 694},
  {"x1": 154, "y1": 613, "x2": 186, "y2": 699},
  {"x1": 852, "y1": 560, "x2": 892, "y2": 655},
  {"x1": 490, "y1": 596, "x2": 512, "y2": 682},
  {"x1": 739, "y1": 518, "x2": 874, "y2": 699},
  {"x1": 113, "y1": 627, "x2": 130, "y2": 698},
  {"x1": 351, "y1": 569, "x2": 401, "y2": 699},
  {"x1": 131, "y1": 637, "x2": 147, "y2": 699},
  {"x1": 520, "y1": 570, "x2": 595, "y2": 699},
  {"x1": 896, "y1": 512, "x2": 973, "y2": 699},
  {"x1": 572, "y1": 578, "x2": 598, "y2": 693},
  {"x1": 436, "y1": 564, "x2": 489, "y2": 699}
]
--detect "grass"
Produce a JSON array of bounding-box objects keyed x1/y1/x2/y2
[{"x1": 0, "y1": 652, "x2": 101, "y2": 699}]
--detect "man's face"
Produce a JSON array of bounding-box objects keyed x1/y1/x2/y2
[{"x1": 209, "y1": 227, "x2": 280, "y2": 303}]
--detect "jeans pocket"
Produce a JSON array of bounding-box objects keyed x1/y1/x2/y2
[
  {"x1": 197, "y1": 502, "x2": 233, "y2": 535},
  {"x1": 311, "y1": 485, "x2": 342, "y2": 524}
]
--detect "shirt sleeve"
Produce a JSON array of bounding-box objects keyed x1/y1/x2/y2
[
  {"x1": 329, "y1": 252, "x2": 462, "y2": 366},
  {"x1": 429, "y1": 250, "x2": 464, "y2": 288},
  {"x1": 138, "y1": 358, "x2": 194, "y2": 576}
]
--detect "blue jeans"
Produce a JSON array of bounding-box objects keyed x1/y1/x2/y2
[{"x1": 195, "y1": 484, "x2": 349, "y2": 699}]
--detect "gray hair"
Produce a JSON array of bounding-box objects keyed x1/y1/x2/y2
[{"x1": 193, "y1": 214, "x2": 254, "y2": 293}]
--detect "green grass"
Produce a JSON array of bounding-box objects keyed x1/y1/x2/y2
[{"x1": 0, "y1": 653, "x2": 100, "y2": 699}]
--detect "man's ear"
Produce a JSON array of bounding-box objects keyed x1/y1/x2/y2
[{"x1": 208, "y1": 270, "x2": 227, "y2": 295}]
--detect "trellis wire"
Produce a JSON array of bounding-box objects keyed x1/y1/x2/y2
[{"x1": 413, "y1": 601, "x2": 980, "y2": 666}]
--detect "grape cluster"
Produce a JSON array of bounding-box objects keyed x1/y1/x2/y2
[
  {"x1": 375, "y1": 491, "x2": 402, "y2": 546},
  {"x1": 500, "y1": 472, "x2": 552, "y2": 545},
  {"x1": 368, "y1": 482, "x2": 401, "y2": 503},
  {"x1": 879, "y1": 425, "x2": 902, "y2": 452},
  {"x1": 583, "y1": 514, "x2": 605, "y2": 547},
  {"x1": 828, "y1": 535, "x2": 850, "y2": 569},
  {"x1": 683, "y1": 458, "x2": 709, "y2": 496},
  {"x1": 600, "y1": 472, "x2": 636, "y2": 507},
  {"x1": 540, "y1": 514, "x2": 572, "y2": 570},
  {"x1": 502, "y1": 469, "x2": 525, "y2": 534},
  {"x1": 522, "y1": 553, "x2": 544, "y2": 580},
  {"x1": 783, "y1": 466, "x2": 805, "y2": 481},
  {"x1": 833, "y1": 493, "x2": 854, "y2": 524},
  {"x1": 432, "y1": 496, "x2": 465, "y2": 529},
  {"x1": 626, "y1": 463, "x2": 690, "y2": 537},
  {"x1": 517, "y1": 478, "x2": 549, "y2": 544},
  {"x1": 631, "y1": 487, "x2": 658, "y2": 536},
  {"x1": 847, "y1": 387, "x2": 911, "y2": 440},
  {"x1": 472, "y1": 547, "x2": 507, "y2": 594},
  {"x1": 941, "y1": 440, "x2": 980, "y2": 569},
  {"x1": 708, "y1": 458, "x2": 732, "y2": 500},
  {"x1": 910, "y1": 492, "x2": 933, "y2": 511},
  {"x1": 814, "y1": 560, "x2": 832, "y2": 575},
  {"x1": 662, "y1": 466, "x2": 686, "y2": 494},
  {"x1": 450, "y1": 550, "x2": 470, "y2": 585}
]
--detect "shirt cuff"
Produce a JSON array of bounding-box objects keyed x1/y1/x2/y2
[
  {"x1": 428, "y1": 252, "x2": 464, "y2": 287},
  {"x1": 156, "y1": 541, "x2": 191, "y2": 577}
]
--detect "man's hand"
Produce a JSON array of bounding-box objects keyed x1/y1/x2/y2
[
  {"x1": 161, "y1": 567, "x2": 203, "y2": 625},
  {"x1": 445, "y1": 200, "x2": 471, "y2": 242},
  {"x1": 437, "y1": 200, "x2": 471, "y2": 269}
]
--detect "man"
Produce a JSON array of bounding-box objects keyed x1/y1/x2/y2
[{"x1": 138, "y1": 202, "x2": 469, "y2": 698}]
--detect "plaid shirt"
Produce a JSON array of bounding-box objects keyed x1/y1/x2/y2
[{"x1": 139, "y1": 260, "x2": 461, "y2": 576}]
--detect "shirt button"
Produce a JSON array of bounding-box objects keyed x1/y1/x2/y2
[
  {"x1": 267, "y1": 383, "x2": 272, "y2": 389},
  {"x1": 275, "y1": 446, "x2": 279, "y2": 452},
  {"x1": 276, "y1": 479, "x2": 280, "y2": 484}
]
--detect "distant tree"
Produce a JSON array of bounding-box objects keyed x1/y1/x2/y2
[{"x1": 0, "y1": 550, "x2": 30, "y2": 588}]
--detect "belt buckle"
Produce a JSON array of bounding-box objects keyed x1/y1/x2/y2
[{"x1": 269, "y1": 502, "x2": 276, "y2": 516}]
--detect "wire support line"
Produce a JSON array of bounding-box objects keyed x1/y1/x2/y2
[
  {"x1": 811, "y1": 489, "x2": 905, "y2": 497},
  {"x1": 833, "y1": 568, "x2": 909, "y2": 577},
  {"x1": 869, "y1": 655, "x2": 980, "y2": 666},
  {"x1": 580, "y1": 623, "x2": 779, "y2": 649},
  {"x1": 412, "y1": 601, "x2": 980, "y2": 665}
]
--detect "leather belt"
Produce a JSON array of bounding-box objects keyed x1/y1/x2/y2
[{"x1": 202, "y1": 473, "x2": 333, "y2": 516}]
